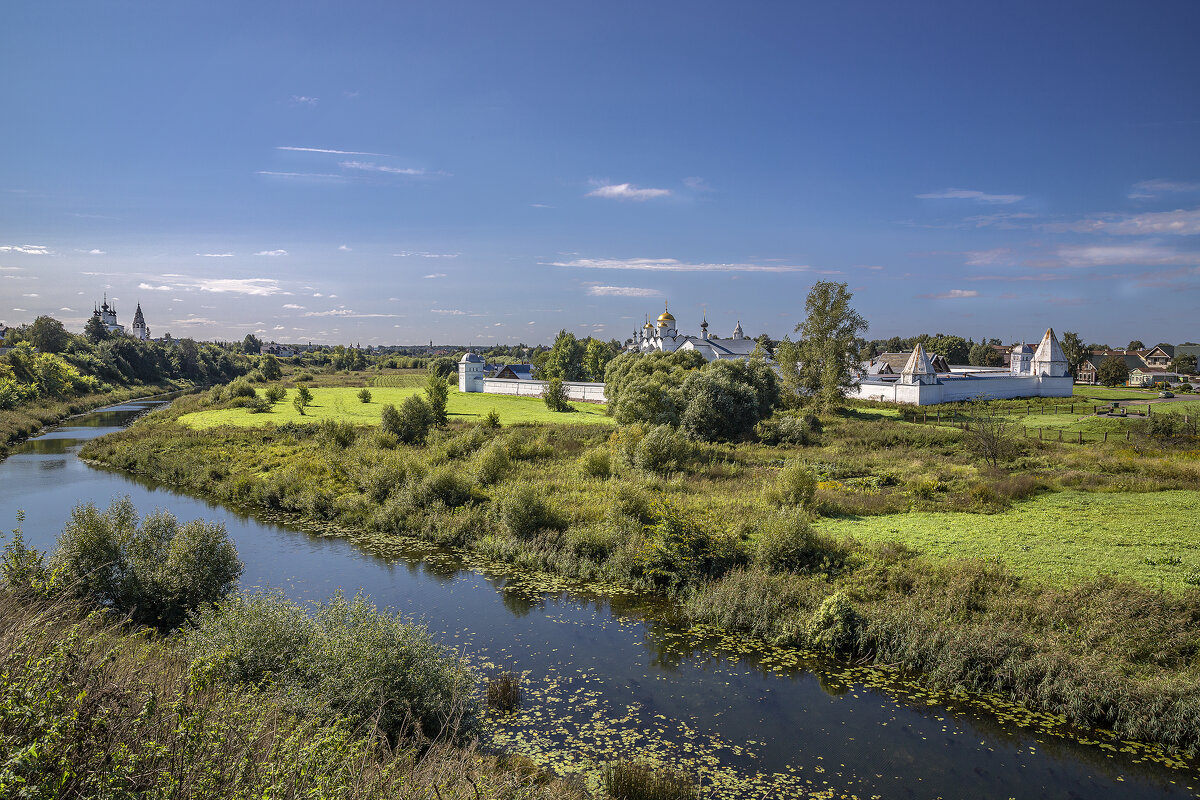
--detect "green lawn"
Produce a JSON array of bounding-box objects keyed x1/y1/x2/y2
[
  {"x1": 1072, "y1": 385, "x2": 1160, "y2": 401},
  {"x1": 818, "y1": 490, "x2": 1200, "y2": 586},
  {"x1": 180, "y1": 386, "x2": 614, "y2": 429}
]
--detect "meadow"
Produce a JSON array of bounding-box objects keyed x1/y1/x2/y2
[
  {"x1": 179, "y1": 385, "x2": 613, "y2": 429},
  {"x1": 79, "y1": 374, "x2": 1200, "y2": 753}
]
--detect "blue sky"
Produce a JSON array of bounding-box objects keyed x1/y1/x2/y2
[{"x1": 3, "y1": 1, "x2": 1199, "y2": 346}]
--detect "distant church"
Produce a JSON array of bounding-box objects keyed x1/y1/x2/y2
[
  {"x1": 627, "y1": 302, "x2": 758, "y2": 362},
  {"x1": 92, "y1": 296, "x2": 150, "y2": 341}
]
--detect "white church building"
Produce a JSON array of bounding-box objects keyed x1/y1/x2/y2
[
  {"x1": 628, "y1": 303, "x2": 759, "y2": 362},
  {"x1": 849, "y1": 328, "x2": 1073, "y2": 405},
  {"x1": 91, "y1": 297, "x2": 151, "y2": 341}
]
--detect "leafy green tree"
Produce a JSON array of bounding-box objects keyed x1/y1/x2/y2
[
  {"x1": 1098, "y1": 355, "x2": 1130, "y2": 386},
  {"x1": 784, "y1": 281, "x2": 868, "y2": 414},
  {"x1": 260, "y1": 353, "x2": 282, "y2": 380},
  {"x1": 242, "y1": 333, "x2": 263, "y2": 354},
  {"x1": 968, "y1": 342, "x2": 1004, "y2": 367},
  {"x1": 1127, "y1": 340, "x2": 1145, "y2": 352},
  {"x1": 357, "y1": 387, "x2": 372, "y2": 403},
  {"x1": 295, "y1": 384, "x2": 314, "y2": 406},
  {"x1": 28, "y1": 316, "x2": 70, "y2": 354},
  {"x1": 544, "y1": 377, "x2": 571, "y2": 412},
  {"x1": 584, "y1": 338, "x2": 619, "y2": 382},
  {"x1": 428, "y1": 357, "x2": 457, "y2": 380},
  {"x1": 677, "y1": 359, "x2": 779, "y2": 442},
  {"x1": 425, "y1": 372, "x2": 449, "y2": 426},
  {"x1": 1170, "y1": 354, "x2": 1197, "y2": 375},
  {"x1": 924, "y1": 334, "x2": 969, "y2": 365},
  {"x1": 1059, "y1": 331, "x2": 1085, "y2": 377},
  {"x1": 540, "y1": 330, "x2": 586, "y2": 381},
  {"x1": 83, "y1": 314, "x2": 110, "y2": 344}
]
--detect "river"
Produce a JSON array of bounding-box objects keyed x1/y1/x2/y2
[{"x1": 2, "y1": 398, "x2": 1196, "y2": 799}]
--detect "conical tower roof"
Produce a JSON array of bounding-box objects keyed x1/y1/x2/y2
[
  {"x1": 133, "y1": 303, "x2": 145, "y2": 325},
  {"x1": 1032, "y1": 328, "x2": 1065, "y2": 364},
  {"x1": 902, "y1": 342, "x2": 935, "y2": 376}
]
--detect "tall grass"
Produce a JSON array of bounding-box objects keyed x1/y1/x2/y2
[{"x1": 0, "y1": 589, "x2": 583, "y2": 799}]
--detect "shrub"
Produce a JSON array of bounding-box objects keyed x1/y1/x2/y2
[
  {"x1": 483, "y1": 409, "x2": 501, "y2": 428},
  {"x1": 294, "y1": 371, "x2": 315, "y2": 382},
  {"x1": 183, "y1": 590, "x2": 479, "y2": 743},
  {"x1": 473, "y1": 441, "x2": 511, "y2": 485},
  {"x1": 264, "y1": 385, "x2": 286, "y2": 403},
  {"x1": 50, "y1": 498, "x2": 242, "y2": 630},
  {"x1": 755, "y1": 513, "x2": 848, "y2": 575},
  {"x1": 358, "y1": 387, "x2": 372, "y2": 403},
  {"x1": 1, "y1": 513, "x2": 52, "y2": 597},
  {"x1": 260, "y1": 352, "x2": 282, "y2": 380},
  {"x1": 293, "y1": 395, "x2": 307, "y2": 415},
  {"x1": 601, "y1": 761, "x2": 697, "y2": 800},
  {"x1": 492, "y1": 484, "x2": 565, "y2": 539},
  {"x1": 410, "y1": 466, "x2": 475, "y2": 509},
  {"x1": 317, "y1": 418, "x2": 358, "y2": 448},
  {"x1": 578, "y1": 446, "x2": 612, "y2": 478},
  {"x1": 245, "y1": 395, "x2": 272, "y2": 413},
  {"x1": 766, "y1": 461, "x2": 817, "y2": 508},
  {"x1": 755, "y1": 415, "x2": 817, "y2": 446},
  {"x1": 632, "y1": 504, "x2": 746, "y2": 591},
  {"x1": 543, "y1": 378, "x2": 571, "y2": 412},
  {"x1": 226, "y1": 378, "x2": 258, "y2": 400},
  {"x1": 805, "y1": 591, "x2": 862, "y2": 656},
  {"x1": 631, "y1": 424, "x2": 692, "y2": 474},
  {"x1": 381, "y1": 396, "x2": 433, "y2": 445}
]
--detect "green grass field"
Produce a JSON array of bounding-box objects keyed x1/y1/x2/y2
[
  {"x1": 1071, "y1": 385, "x2": 1159, "y2": 401},
  {"x1": 818, "y1": 490, "x2": 1200, "y2": 586},
  {"x1": 179, "y1": 385, "x2": 614, "y2": 429}
]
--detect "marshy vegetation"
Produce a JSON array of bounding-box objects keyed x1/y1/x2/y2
[{"x1": 77, "y1": 381, "x2": 1200, "y2": 754}]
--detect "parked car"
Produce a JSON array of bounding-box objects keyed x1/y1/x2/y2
[{"x1": 1159, "y1": 391, "x2": 1175, "y2": 398}]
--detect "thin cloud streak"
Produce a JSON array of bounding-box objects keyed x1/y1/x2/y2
[
  {"x1": 916, "y1": 188, "x2": 1025, "y2": 204},
  {"x1": 278, "y1": 146, "x2": 391, "y2": 156},
  {"x1": 587, "y1": 285, "x2": 663, "y2": 297},
  {"x1": 546, "y1": 257, "x2": 807, "y2": 273}
]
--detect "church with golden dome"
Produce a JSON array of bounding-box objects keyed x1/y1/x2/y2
[{"x1": 627, "y1": 302, "x2": 757, "y2": 361}]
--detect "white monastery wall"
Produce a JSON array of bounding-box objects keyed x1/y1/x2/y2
[
  {"x1": 478, "y1": 378, "x2": 607, "y2": 403},
  {"x1": 848, "y1": 375, "x2": 1072, "y2": 405}
]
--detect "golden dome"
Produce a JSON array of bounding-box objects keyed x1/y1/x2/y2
[{"x1": 656, "y1": 302, "x2": 675, "y2": 325}]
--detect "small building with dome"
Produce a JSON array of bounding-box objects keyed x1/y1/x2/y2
[{"x1": 91, "y1": 296, "x2": 151, "y2": 341}]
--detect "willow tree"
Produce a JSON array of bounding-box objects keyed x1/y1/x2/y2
[{"x1": 782, "y1": 281, "x2": 868, "y2": 414}]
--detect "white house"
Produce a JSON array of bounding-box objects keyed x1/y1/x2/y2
[{"x1": 627, "y1": 302, "x2": 758, "y2": 362}]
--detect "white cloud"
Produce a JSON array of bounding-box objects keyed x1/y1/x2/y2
[
  {"x1": 1055, "y1": 243, "x2": 1200, "y2": 267},
  {"x1": 197, "y1": 252, "x2": 234, "y2": 258},
  {"x1": 921, "y1": 289, "x2": 979, "y2": 299},
  {"x1": 59, "y1": 307, "x2": 72, "y2": 311},
  {"x1": 79, "y1": 249, "x2": 105, "y2": 255},
  {"x1": 254, "y1": 250, "x2": 288, "y2": 257},
  {"x1": 964, "y1": 248, "x2": 1013, "y2": 267},
  {"x1": 278, "y1": 146, "x2": 389, "y2": 156},
  {"x1": 291, "y1": 96, "x2": 319, "y2": 105},
  {"x1": 1129, "y1": 179, "x2": 1200, "y2": 199},
  {"x1": 530, "y1": 203, "x2": 552, "y2": 208},
  {"x1": 430, "y1": 308, "x2": 467, "y2": 315},
  {"x1": 22, "y1": 293, "x2": 39, "y2": 297},
  {"x1": 586, "y1": 285, "x2": 663, "y2": 297},
  {"x1": 915, "y1": 188, "x2": 1025, "y2": 204},
  {"x1": 0, "y1": 266, "x2": 21, "y2": 271},
  {"x1": 338, "y1": 244, "x2": 351, "y2": 251},
  {"x1": 1050, "y1": 208, "x2": 1200, "y2": 236},
  {"x1": 282, "y1": 303, "x2": 305, "y2": 309},
  {"x1": 586, "y1": 182, "x2": 671, "y2": 201},
  {"x1": 423, "y1": 273, "x2": 447, "y2": 279},
  {"x1": 546, "y1": 257, "x2": 807, "y2": 273},
  {"x1": 394, "y1": 251, "x2": 460, "y2": 258},
  {"x1": 138, "y1": 283, "x2": 173, "y2": 291},
  {"x1": 962, "y1": 212, "x2": 1035, "y2": 229},
  {"x1": 170, "y1": 317, "x2": 221, "y2": 326},
  {"x1": 340, "y1": 160, "x2": 426, "y2": 176},
  {"x1": 683, "y1": 176, "x2": 712, "y2": 191},
  {"x1": 0, "y1": 245, "x2": 50, "y2": 255}
]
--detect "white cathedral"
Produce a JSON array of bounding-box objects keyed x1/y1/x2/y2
[
  {"x1": 92, "y1": 296, "x2": 151, "y2": 341},
  {"x1": 627, "y1": 302, "x2": 759, "y2": 362}
]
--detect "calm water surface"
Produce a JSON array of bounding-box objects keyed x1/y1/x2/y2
[{"x1": 2, "y1": 399, "x2": 1197, "y2": 799}]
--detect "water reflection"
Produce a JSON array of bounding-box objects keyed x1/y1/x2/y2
[{"x1": 1, "y1": 399, "x2": 1197, "y2": 800}]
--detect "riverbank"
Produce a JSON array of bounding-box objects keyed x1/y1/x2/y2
[
  {"x1": 80, "y1": 390, "x2": 1200, "y2": 755},
  {"x1": 0, "y1": 380, "x2": 186, "y2": 456},
  {"x1": 0, "y1": 588, "x2": 584, "y2": 799}
]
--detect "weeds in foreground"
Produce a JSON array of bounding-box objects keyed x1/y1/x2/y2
[
  {"x1": 602, "y1": 761, "x2": 698, "y2": 800},
  {"x1": 487, "y1": 672, "x2": 523, "y2": 712}
]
